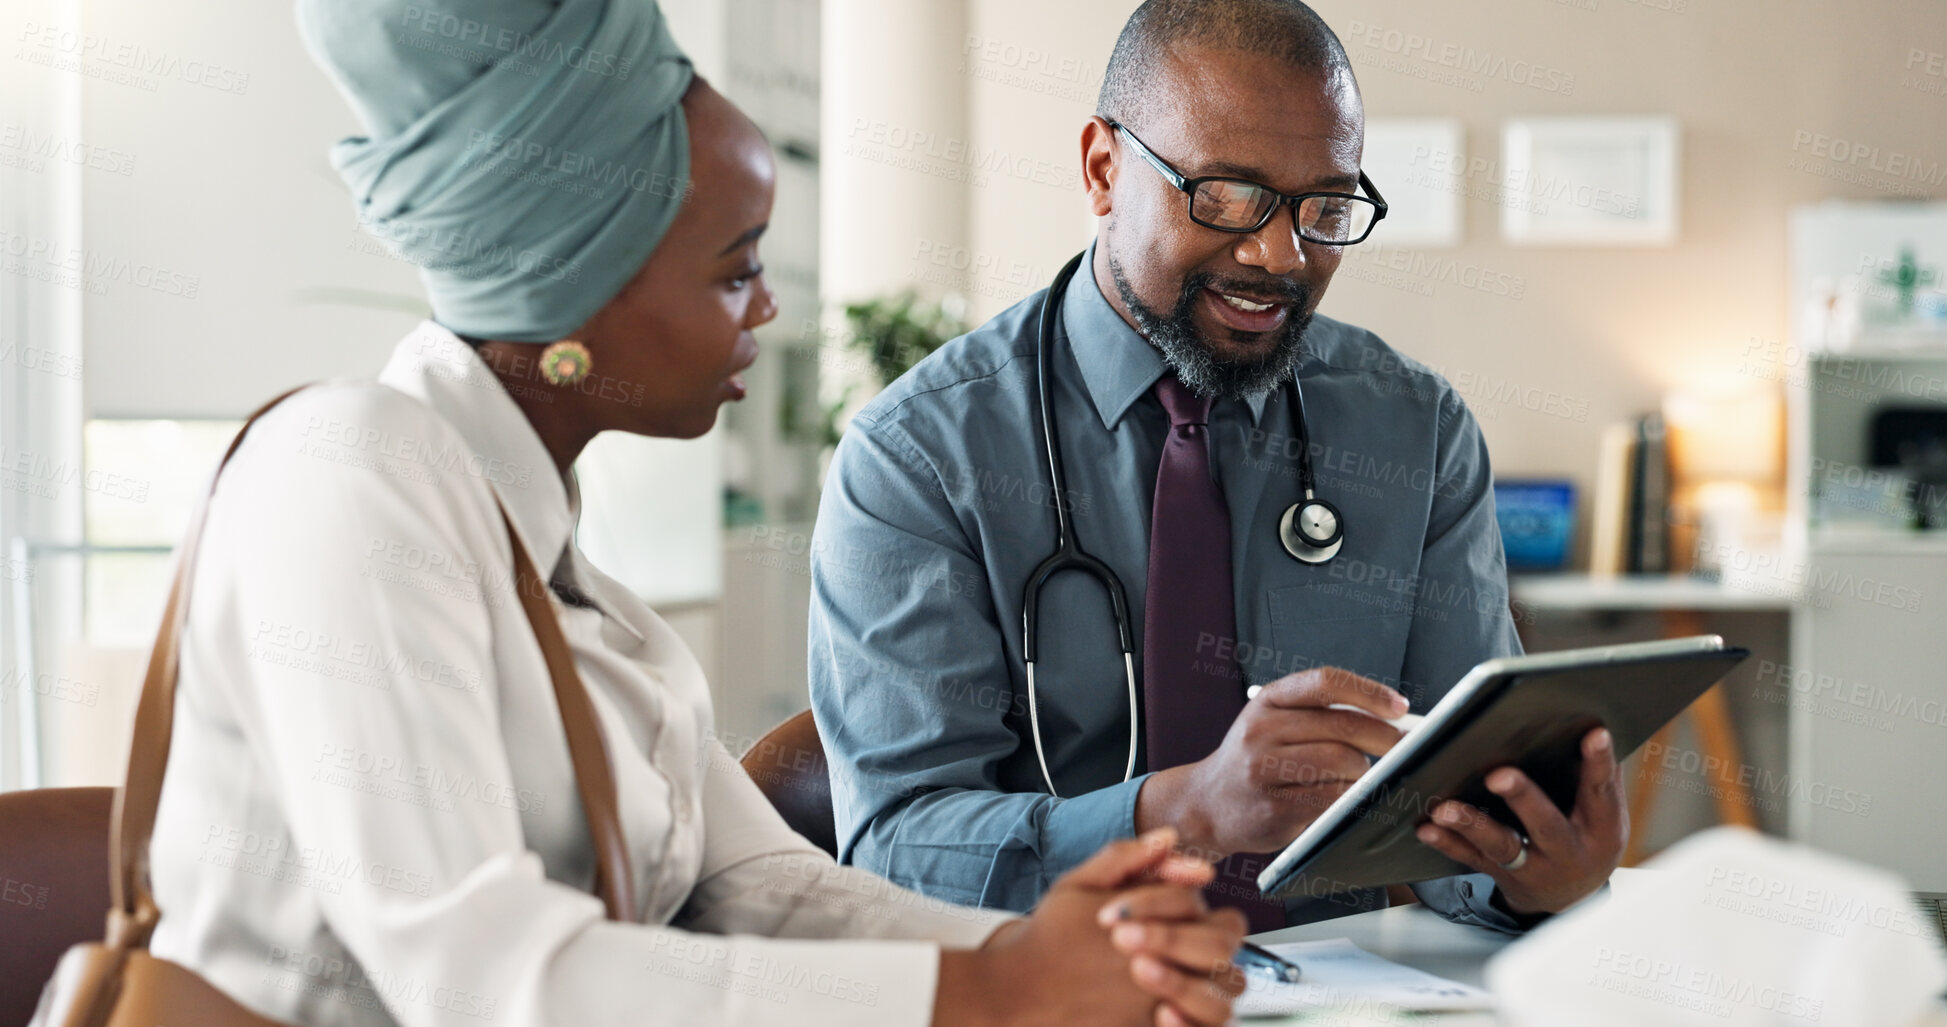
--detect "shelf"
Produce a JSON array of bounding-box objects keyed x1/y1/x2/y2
[
  {"x1": 1509, "y1": 573, "x2": 1796, "y2": 612},
  {"x1": 1809, "y1": 525, "x2": 1947, "y2": 554}
]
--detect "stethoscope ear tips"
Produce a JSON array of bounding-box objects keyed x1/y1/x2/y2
[{"x1": 1279, "y1": 497, "x2": 1344, "y2": 564}]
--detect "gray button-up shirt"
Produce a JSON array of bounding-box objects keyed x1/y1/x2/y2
[{"x1": 809, "y1": 245, "x2": 1528, "y2": 931}]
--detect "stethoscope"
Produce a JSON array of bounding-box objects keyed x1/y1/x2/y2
[{"x1": 1022, "y1": 251, "x2": 1344, "y2": 797}]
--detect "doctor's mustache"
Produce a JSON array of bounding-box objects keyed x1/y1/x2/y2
[{"x1": 1182, "y1": 270, "x2": 1310, "y2": 310}]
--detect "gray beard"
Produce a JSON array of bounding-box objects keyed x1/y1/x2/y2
[{"x1": 1109, "y1": 250, "x2": 1311, "y2": 403}]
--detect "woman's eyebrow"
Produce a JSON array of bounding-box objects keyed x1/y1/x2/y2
[{"x1": 717, "y1": 223, "x2": 768, "y2": 257}]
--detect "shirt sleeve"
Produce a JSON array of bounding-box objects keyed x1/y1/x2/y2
[
  {"x1": 1396, "y1": 389, "x2": 1539, "y2": 935},
  {"x1": 162, "y1": 388, "x2": 999, "y2": 1027},
  {"x1": 809, "y1": 418, "x2": 1145, "y2": 912}
]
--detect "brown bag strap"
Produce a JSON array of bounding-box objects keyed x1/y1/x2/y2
[{"x1": 110, "y1": 386, "x2": 636, "y2": 946}]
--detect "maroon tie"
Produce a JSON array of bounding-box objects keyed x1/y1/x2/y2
[{"x1": 1143, "y1": 375, "x2": 1285, "y2": 932}]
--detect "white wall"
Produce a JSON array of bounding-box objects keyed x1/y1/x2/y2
[{"x1": 829, "y1": 0, "x2": 1947, "y2": 517}]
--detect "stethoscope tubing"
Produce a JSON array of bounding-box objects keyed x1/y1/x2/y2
[{"x1": 1021, "y1": 250, "x2": 1337, "y2": 796}]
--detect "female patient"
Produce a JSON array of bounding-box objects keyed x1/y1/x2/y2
[{"x1": 144, "y1": 0, "x2": 1244, "y2": 1025}]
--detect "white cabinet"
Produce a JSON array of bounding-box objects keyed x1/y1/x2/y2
[{"x1": 1789, "y1": 543, "x2": 1947, "y2": 888}]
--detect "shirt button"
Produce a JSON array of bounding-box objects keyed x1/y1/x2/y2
[{"x1": 673, "y1": 795, "x2": 692, "y2": 823}]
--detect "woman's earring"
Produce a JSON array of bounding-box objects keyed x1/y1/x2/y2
[{"x1": 539, "y1": 339, "x2": 593, "y2": 386}]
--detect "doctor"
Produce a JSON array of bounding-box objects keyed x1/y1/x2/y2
[{"x1": 809, "y1": 0, "x2": 1625, "y2": 933}]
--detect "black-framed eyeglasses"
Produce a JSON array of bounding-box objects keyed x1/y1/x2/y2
[{"x1": 1106, "y1": 119, "x2": 1388, "y2": 245}]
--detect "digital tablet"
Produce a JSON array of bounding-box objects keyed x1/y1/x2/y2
[{"x1": 1256, "y1": 635, "x2": 1749, "y2": 899}]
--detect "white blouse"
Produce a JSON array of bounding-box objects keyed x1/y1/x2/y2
[{"x1": 149, "y1": 323, "x2": 1009, "y2": 1027}]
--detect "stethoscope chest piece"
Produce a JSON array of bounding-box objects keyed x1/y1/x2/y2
[{"x1": 1279, "y1": 496, "x2": 1343, "y2": 564}]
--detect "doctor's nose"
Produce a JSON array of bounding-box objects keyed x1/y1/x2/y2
[{"x1": 1233, "y1": 204, "x2": 1307, "y2": 277}]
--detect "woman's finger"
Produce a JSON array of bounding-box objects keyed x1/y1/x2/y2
[
  {"x1": 1097, "y1": 883, "x2": 1208, "y2": 928},
  {"x1": 1062, "y1": 827, "x2": 1182, "y2": 890},
  {"x1": 1110, "y1": 918, "x2": 1248, "y2": 976},
  {"x1": 1129, "y1": 954, "x2": 1241, "y2": 1027}
]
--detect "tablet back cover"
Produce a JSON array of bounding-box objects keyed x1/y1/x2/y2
[{"x1": 1265, "y1": 646, "x2": 1748, "y2": 900}]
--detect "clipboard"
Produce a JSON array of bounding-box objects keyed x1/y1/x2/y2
[{"x1": 1256, "y1": 635, "x2": 1750, "y2": 899}]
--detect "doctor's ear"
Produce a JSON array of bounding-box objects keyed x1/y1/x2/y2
[{"x1": 1081, "y1": 116, "x2": 1118, "y2": 217}]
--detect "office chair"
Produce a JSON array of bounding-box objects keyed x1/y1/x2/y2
[
  {"x1": 738, "y1": 710, "x2": 839, "y2": 857},
  {"x1": 0, "y1": 786, "x2": 116, "y2": 1025}
]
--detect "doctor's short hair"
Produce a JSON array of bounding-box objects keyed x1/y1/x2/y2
[{"x1": 1095, "y1": 0, "x2": 1353, "y2": 131}]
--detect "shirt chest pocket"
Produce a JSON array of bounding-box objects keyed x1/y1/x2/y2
[{"x1": 1260, "y1": 581, "x2": 1414, "y2": 690}]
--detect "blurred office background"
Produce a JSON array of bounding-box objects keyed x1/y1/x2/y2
[{"x1": 3, "y1": 0, "x2": 1943, "y2": 881}]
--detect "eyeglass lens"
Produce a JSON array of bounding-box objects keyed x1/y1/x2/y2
[{"x1": 1189, "y1": 179, "x2": 1378, "y2": 242}]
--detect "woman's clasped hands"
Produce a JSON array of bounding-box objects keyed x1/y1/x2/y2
[{"x1": 936, "y1": 827, "x2": 1250, "y2": 1027}]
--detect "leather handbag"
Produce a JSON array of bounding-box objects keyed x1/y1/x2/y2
[{"x1": 32, "y1": 388, "x2": 637, "y2": 1026}]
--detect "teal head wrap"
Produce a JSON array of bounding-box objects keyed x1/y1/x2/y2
[{"x1": 299, "y1": 0, "x2": 694, "y2": 342}]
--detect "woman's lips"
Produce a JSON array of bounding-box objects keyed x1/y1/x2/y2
[{"x1": 1200, "y1": 286, "x2": 1291, "y2": 334}]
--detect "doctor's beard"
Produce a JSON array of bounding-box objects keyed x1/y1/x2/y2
[{"x1": 1109, "y1": 250, "x2": 1312, "y2": 404}]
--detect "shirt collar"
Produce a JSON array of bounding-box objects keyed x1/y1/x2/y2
[
  {"x1": 1060, "y1": 242, "x2": 1271, "y2": 431},
  {"x1": 378, "y1": 322, "x2": 643, "y2": 641}
]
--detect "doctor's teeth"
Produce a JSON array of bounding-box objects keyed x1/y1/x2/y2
[{"x1": 1221, "y1": 294, "x2": 1274, "y2": 312}]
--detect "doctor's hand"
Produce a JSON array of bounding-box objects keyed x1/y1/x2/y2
[
  {"x1": 1414, "y1": 726, "x2": 1627, "y2": 916},
  {"x1": 1136, "y1": 667, "x2": 1408, "y2": 859},
  {"x1": 936, "y1": 828, "x2": 1246, "y2": 1027}
]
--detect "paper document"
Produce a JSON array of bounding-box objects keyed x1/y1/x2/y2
[{"x1": 1236, "y1": 938, "x2": 1495, "y2": 1019}]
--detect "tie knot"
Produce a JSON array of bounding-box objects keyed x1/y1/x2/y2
[{"x1": 1154, "y1": 375, "x2": 1212, "y2": 428}]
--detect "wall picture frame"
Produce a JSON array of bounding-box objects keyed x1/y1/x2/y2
[
  {"x1": 1363, "y1": 118, "x2": 1465, "y2": 248},
  {"x1": 1501, "y1": 116, "x2": 1679, "y2": 246}
]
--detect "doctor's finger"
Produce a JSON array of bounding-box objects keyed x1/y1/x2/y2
[
  {"x1": 1427, "y1": 800, "x2": 1526, "y2": 868},
  {"x1": 1257, "y1": 666, "x2": 1407, "y2": 719},
  {"x1": 1255, "y1": 741, "x2": 1372, "y2": 790},
  {"x1": 1483, "y1": 768, "x2": 1574, "y2": 855},
  {"x1": 1253, "y1": 706, "x2": 1403, "y2": 758},
  {"x1": 1573, "y1": 728, "x2": 1627, "y2": 842},
  {"x1": 1415, "y1": 822, "x2": 1514, "y2": 887}
]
